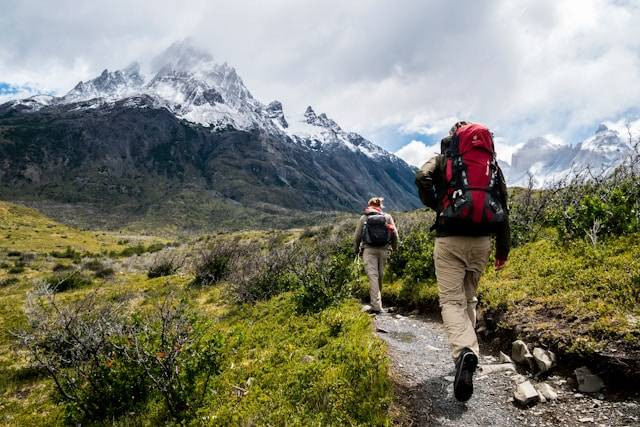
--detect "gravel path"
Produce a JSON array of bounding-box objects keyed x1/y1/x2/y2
[{"x1": 374, "y1": 311, "x2": 640, "y2": 427}]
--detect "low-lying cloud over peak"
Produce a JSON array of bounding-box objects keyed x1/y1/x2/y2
[{"x1": 1, "y1": 0, "x2": 639, "y2": 154}]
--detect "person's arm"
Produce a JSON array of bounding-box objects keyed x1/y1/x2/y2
[
  {"x1": 495, "y1": 166, "x2": 511, "y2": 269},
  {"x1": 415, "y1": 155, "x2": 441, "y2": 210},
  {"x1": 354, "y1": 215, "x2": 365, "y2": 255},
  {"x1": 387, "y1": 214, "x2": 399, "y2": 251}
]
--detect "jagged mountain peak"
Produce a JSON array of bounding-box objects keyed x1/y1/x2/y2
[
  {"x1": 2, "y1": 42, "x2": 407, "y2": 165},
  {"x1": 63, "y1": 63, "x2": 145, "y2": 103}
]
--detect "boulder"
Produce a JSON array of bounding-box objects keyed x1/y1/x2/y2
[
  {"x1": 536, "y1": 382, "x2": 558, "y2": 401},
  {"x1": 514, "y1": 380, "x2": 540, "y2": 406},
  {"x1": 575, "y1": 366, "x2": 605, "y2": 393},
  {"x1": 512, "y1": 340, "x2": 535, "y2": 369},
  {"x1": 499, "y1": 351, "x2": 514, "y2": 364},
  {"x1": 511, "y1": 374, "x2": 528, "y2": 384},
  {"x1": 532, "y1": 347, "x2": 557, "y2": 373}
]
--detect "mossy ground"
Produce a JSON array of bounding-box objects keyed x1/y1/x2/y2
[{"x1": 479, "y1": 230, "x2": 640, "y2": 356}]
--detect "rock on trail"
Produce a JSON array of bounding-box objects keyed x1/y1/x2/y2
[{"x1": 374, "y1": 311, "x2": 640, "y2": 426}]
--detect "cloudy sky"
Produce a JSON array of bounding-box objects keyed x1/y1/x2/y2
[{"x1": 1, "y1": 0, "x2": 639, "y2": 166}]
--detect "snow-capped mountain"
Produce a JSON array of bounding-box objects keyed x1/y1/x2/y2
[
  {"x1": 6, "y1": 41, "x2": 393, "y2": 162},
  {"x1": 504, "y1": 124, "x2": 635, "y2": 187},
  {"x1": 0, "y1": 41, "x2": 420, "y2": 229}
]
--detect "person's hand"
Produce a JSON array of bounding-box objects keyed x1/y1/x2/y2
[{"x1": 495, "y1": 258, "x2": 507, "y2": 271}]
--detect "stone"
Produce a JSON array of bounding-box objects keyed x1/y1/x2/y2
[
  {"x1": 514, "y1": 380, "x2": 540, "y2": 406},
  {"x1": 536, "y1": 383, "x2": 559, "y2": 401},
  {"x1": 444, "y1": 375, "x2": 455, "y2": 382},
  {"x1": 361, "y1": 304, "x2": 372, "y2": 312},
  {"x1": 511, "y1": 374, "x2": 528, "y2": 384},
  {"x1": 575, "y1": 366, "x2": 605, "y2": 393},
  {"x1": 578, "y1": 417, "x2": 595, "y2": 423},
  {"x1": 481, "y1": 363, "x2": 516, "y2": 374},
  {"x1": 499, "y1": 351, "x2": 514, "y2": 364},
  {"x1": 512, "y1": 340, "x2": 535, "y2": 369},
  {"x1": 301, "y1": 355, "x2": 315, "y2": 364},
  {"x1": 533, "y1": 348, "x2": 557, "y2": 373}
]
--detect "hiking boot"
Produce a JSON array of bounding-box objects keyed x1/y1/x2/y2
[{"x1": 454, "y1": 348, "x2": 478, "y2": 402}]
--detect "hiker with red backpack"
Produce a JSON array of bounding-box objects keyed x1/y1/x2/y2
[
  {"x1": 354, "y1": 197, "x2": 399, "y2": 314},
  {"x1": 415, "y1": 121, "x2": 510, "y2": 402}
]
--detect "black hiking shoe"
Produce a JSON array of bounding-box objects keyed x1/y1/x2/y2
[{"x1": 454, "y1": 348, "x2": 478, "y2": 402}]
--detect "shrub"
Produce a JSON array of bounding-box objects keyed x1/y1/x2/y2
[
  {"x1": 82, "y1": 259, "x2": 115, "y2": 279},
  {"x1": 119, "y1": 244, "x2": 147, "y2": 257},
  {"x1": 227, "y1": 243, "x2": 298, "y2": 303},
  {"x1": 387, "y1": 218, "x2": 435, "y2": 284},
  {"x1": 8, "y1": 263, "x2": 25, "y2": 274},
  {"x1": 94, "y1": 266, "x2": 115, "y2": 279},
  {"x1": 146, "y1": 242, "x2": 166, "y2": 253},
  {"x1": 43, "y1": 270, "x2": 92, "y2": 292},
  {"x1": 17, "y1": 290, "x2": 224, "y2": 424},
  {"x1": 50, "y1": 246, "x2": 81, "y2": 260},
  {"x1": 192, "y1": 242, "x2": 244, "y2": 287},
  {"x1": 148, "y1": 253, "x2": 183, "y2": 278},
  {"x1": 0, "y1": 277, "x2": 19, "y2": 287},
  {"x1": 52, "y1": 263, "x2": 73, "y2": 272},
  {"x1": 293, "y1": 238, "x2": 356, "y2": 313}
]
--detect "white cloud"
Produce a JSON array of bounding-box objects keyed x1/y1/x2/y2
[
  {"x1": 395, "y1": 140, "x2": 439, "y2": 168},
  {"x1": 1, "y1": 0, "x2": 639, "y2": 150},
  {"x1": 396, "y1": 136, "x2": 522, "y2": 167}
]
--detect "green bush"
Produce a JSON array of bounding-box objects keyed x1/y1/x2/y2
[
  {"x1": 44, "y1": 270, "x2": 92, "y2": 292},
  {"x1": 0, "y1": 277, "x2": 19, "y2": 287},
  {"x1": 550, "y1": 180, "x2": 640, "y2": 242},
  {"x1": 119, "y1": 244, "x2": 147, "y2": 257},
  {"x1": 387, "y1": 226, "x2": 434, "y2": 284},
  {"x1": 8, "y1": 263, "x2": 25, "y2": 274},
  {"x1": 228, "y1": 246, "x2": 298, "y2": 303},
  {"x1": 19, "y1": 292, "x2": 224, "y2": 424},
  {"x1": 192, "y1": 242, "x2": 242, "y2": 286},
  {"x1": 293, "y1": 239, "x2": 356, "y2": 313},
  {"x1": 50, "y1": 246, "x2": 81, "y2": 260}
]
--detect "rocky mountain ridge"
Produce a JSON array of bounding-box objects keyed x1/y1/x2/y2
[{"x1": 0, "y1": 42, "x2": 420, "y2": 231}]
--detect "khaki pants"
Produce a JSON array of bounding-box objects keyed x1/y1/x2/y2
[
  {"x1": 434, "y1": 235, "x2": 491, "y2": 359},
  {"x1": 363, "y1": 246, "x2": 388, "y2": 311}
]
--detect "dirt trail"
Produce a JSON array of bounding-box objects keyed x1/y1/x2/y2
[{"x1": 374, "y1": 311, "x2": 640, "y2": 427}]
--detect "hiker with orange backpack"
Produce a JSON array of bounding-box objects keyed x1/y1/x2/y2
[
  {"x1": 354, "y1": 197, "x2": 399, "y2": 314},
  {"x1": 415, "y1": 121, "x2": 510, "y2": 402}
]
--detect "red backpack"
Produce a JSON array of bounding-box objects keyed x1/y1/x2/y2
[{"x1": 436, "y1": 123, "x2": 506, "y2": 232}]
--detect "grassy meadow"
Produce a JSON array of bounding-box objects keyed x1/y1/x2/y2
[{"x1": 0, "y1": 201, "x2": 390, "y2": 426}]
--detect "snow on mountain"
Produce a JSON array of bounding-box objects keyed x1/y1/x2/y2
[
  {"x1": 2, "y1": 41, "x2": 398, "y2": 162},
  {"x1": 285, "y1": 106, "x2": 388, "y2": 158},
  {"x1": 62, "y1": 62, "x2": 144, "y2": 103},
  {"x1": 506, "y1": 125, "x2": 634, "y2": 187}
]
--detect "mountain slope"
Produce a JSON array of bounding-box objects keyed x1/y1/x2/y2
[{"x1": 0, "y1": 42, "x2": 420, "y2": 230}]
